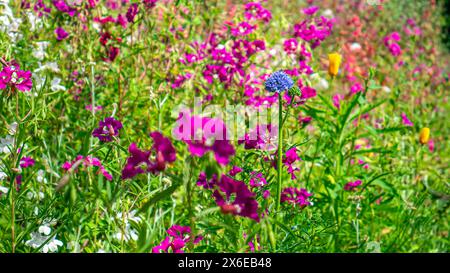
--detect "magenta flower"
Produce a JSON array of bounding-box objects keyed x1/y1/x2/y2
[
  {"x1": 213, "y1": 176, "x2": 260, "y2": 221},
  {"x1": 283, "y1": 38, "x2": 298, "y2": 54},
  {"x1": 238, "y1": 124, "x2": 278, "y2": 151},
  {"x1": 332, "y1": 94, "x2": 344, "y2": 109},
  {"x1": 173, "y1": 112, "x2": 235, "y2": 165},
  {"x1": 283, "y1": 147, "x2": 301, "y2": 180},
  {"x1": 281, "y1": 187, "x2": 312, "y2": 207},
  {"x1": 152, "y1": 225, "x2": 202, "y2": 253},
  {"x1": 0, "y1": 65, "x2": 33, "y2": 92},
  {"x1": 20, "y1": 157, "x2": 35, "y2": 168},
  {"x1": 383, "y1": 32, "x2": 402, "y2": 57},
  {"x1": 55, "y1": 27, "x2": 69, "y2": 40},
  {"x1": 249, "y1": 172, "x2": 267, "y2": 188},
  {"x1": 62, "y1": 155, "x2": 113, "y2": 181},
  {"x1": 126, "y1": 3, "x2": 139, "y2": 23},
  {"x1": 52, "y1": 0, "x2": 77, "y2": 16},
  {"x1": 401, "y1": 113, "x2": 414, "y2": 127},
  {"x1": 92, "y1": 117, "x2": 123, "y2": 142},
  {"x1": 294, "y1": 16, "x2": 334, "y2": 48},
  {"x1": 121, "y1": 132, "x2": 176, "y2": 179},
  {"x1": 244, "y1": 2, "x2": 272, "y2": 23},
  {"x1": 344, "y1": 180, "x2": 362, "y2": 191},
  {"x1": 231, "y1": 21, "x2": 257, "y2": 37},
  {"x1": 229, "y1": 166, "x2": 243, "y2": 177},
  {"x1": 302, "y1": 6, "x2": 319, "y2": 16}
]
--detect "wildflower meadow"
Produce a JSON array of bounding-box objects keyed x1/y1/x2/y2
[{"x1": 0, "y1": 0, "x2": 448, "y2": 255}]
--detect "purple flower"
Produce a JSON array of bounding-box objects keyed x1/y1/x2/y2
[
  {"x1": 244, "y1": 2, "x2": 272, "y2": 23},
  {"x1": 294, "y1": 16, "x2": 334, "y2": 48},
  {"x1": 384, "y1": 32, "x2": 402, "y2": 57},
  {"x1": 0, "y1": 65, "x2": 33, "y2": 92},
  {"x1": 238, "y1": 124, "x2": 278, "y2": 151},
  {"x1": 126, "y1": 3, "x2": 139, "y2": 23},
  {"x1": 302, "y1": 6, "x2": 319, "y2": 16},
  {"x1": 52, "y1": 0, "x2": 76, "y2": 16},
  {"x1": 283, "y1": 148, "x2": 301, "y2": 180},
  {"x1": 92, "y1": 117, "x2": 123, "y2": 142},
  {"x1": 152, "y1": 225, "x2": 202, "y2": 253},
  {"x1": 20, "y1": 157, "x2": 35, "y2": 168},
  {"x1": 231, "y1": 21, "x2": 256, "y2": 37},
  {"x1": 249, "y1": 172, "x2": 267, "y2": 188},
  {"x1": 265, "y1": 71, "x2": 294, "y2": 93},
  {"x1": 332, "y1": 94, "x2": 344, "y2": 109},
  {"x1": 121, "y1": 132, "x2": 176, "y2": 179},
  {"x1": 344, "y1": 180, "x2": 362, "y2": 191},
  {"x1": 213, "y1": 176, "x2": 260, "y2": 221},
  {"x1": 173, "y1": 112, "x2": 235, "y2": 165},
  {"x1": 229, "y1": 166, "x2": 243, "y2": 177},
  {"x1": 401, "y1": 113, "x2": 414, "y2": 127},
  {"x1": 283, "y1": 38, "x2": 298, "y2": 54},
  {"x1": 62, "y1": 155, "x2": 112, "y2": 181},
  {"x1": 196, "y1": 172, "x2": 218, "y2": 189},
  {"x1": 55, "y1": 27, "x2": 69, "y2": 40},
  {"x1": 281, "y1": 187, "x2": 312, "y2": 207}
]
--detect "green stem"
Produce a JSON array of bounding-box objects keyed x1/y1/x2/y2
[{"x1": 275, "y1": 92, "x2": 283, "y2": 214}]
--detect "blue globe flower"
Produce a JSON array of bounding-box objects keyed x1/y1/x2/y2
[{"x1": 264, "y1": 71, "x2": 294, "y2": 93}]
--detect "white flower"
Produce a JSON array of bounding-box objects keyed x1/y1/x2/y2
[
  {"x1": 0, "y1": 135, "x2": 15, "y2": 154},
  {"x1": 310, "y1": 73, "x2": 329, "y2": 91},
  {"x1": 322, "y1": 9, "x2": 334, "y2": 18},
  {"x1": 350, "y1": 43, "x2": 362, "y2": 52},
  {"x1": 33, "y1": 41, "x2": 49, "y2": 60},
  {"x1": 26, "y1": 226, "x2": 63, "y2": 253},
  {"x1": 0, "y1": 185, "x2": 8, "y2": 194},
  {"x1": 38, "y1": 225, "x2": 51, "y2": 236},
  {"x1": 50, "y1": 77, "x2": 66, "y2": 92},
  {"x1": 382, "y1": 86, "x2": 391, "y2": 93},
  {"x1": 37, "y1": 169, "x2": 47, "y2": 183},
  {"x1": 113, "y1": 210, "x2": 142, "y2": 242}
]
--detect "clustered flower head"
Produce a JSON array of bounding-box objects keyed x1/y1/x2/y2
[
  {"x1": 264, "y1": 71, "x2": 294, "y2": 93},
  {"x1": 281, "y1": 187, "x2": 313, "y2": 207},
  {"x1": 344, "y1": 180, "x2": 362, "y2": 191},
  {"x1": 173, "y1": 112, "x2": 235, "y2": 165},
  {"x1": 0, "y1": 65, "x2": 33, "y2": 92},
  {"x1": 121, "y1": 131, "x2": 176, "y2": 179},
  {"x1": 152, "y1": 225, "x2": 203, "y2": 253},
  {"x1": 63, "y1": 155, "x2": 113, "y2": 181},
  {"x1": 92, "y1": 117, "x2": 123, "y2": 142}
]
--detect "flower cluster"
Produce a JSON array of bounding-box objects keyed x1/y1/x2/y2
[
  {"x1": 264, "y1": 71, "x2": 294, "y2": 93},
  {"x1": 122, "y1": 132, "x2": 176, "y2": 179}
]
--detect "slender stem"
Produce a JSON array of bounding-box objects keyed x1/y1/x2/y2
[{"x1": 275, "y1": 92, "x2": 283, "y2": 214}]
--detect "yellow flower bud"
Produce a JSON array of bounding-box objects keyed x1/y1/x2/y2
[
  {"x1": 419, "y1": 127, "x2": 430, "y2": 144},
  {"x1": 328, "y1": 53, "x2": 342, "y2": 76}
]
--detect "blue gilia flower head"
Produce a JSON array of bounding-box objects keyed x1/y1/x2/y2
[{"x1": 264, "y1": 71, "x2": 294, "y2": 93}]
